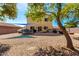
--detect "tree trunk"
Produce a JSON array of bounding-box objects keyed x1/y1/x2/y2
[
  {"x1": 56, "y1": 18, "x2": 74, "y2": 49},
  {"x1": 56, "y1": 3, "x2": 74, "y2": 49}
]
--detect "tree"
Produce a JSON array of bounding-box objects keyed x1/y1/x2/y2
[
  {"x1": 0, "y1": 3, "x2": 17, "y2": 21},
  {"x1": 64, "y1": 20, "x2": 78, "y2": 28},
  {"x1": 26, "y1": 3, "x2": 46, "y2": 21},
  {"x1": 56, "y1": 4, "x2": 74, "y2": 49},
  {"x1": 64, "y1": 19, "x2": 79, "y2": 33},
  {"x1": 26, "y1": 3, "x2": 79, "y2": 50}
]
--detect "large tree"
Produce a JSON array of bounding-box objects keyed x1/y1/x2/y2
[
  {"x1": 26, "y1": 3, "x2": 79, "y2": 50},
  {"x1": 64, "y1": 20, "x2": 78, "y2": 28},
  {"x1": 0, "y1": 3, "x2": 17, "y2": 21}
]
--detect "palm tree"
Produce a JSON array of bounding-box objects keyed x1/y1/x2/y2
[
  {"x1": 26, "y1": 3, "x2": 79, "y2": 50},
  {"x1": 0, "y1": 3, "x2": 17, "y2": 21}
]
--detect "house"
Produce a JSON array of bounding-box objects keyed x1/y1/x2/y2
[
  {"x1": 25, "y1": 16, "x2": 79, "y2": 34},
  {"x1": 0, "y1": 22, "x2": 21, "y2": 35},
  {"x1": 26, "y1": 16, "x2": 53, "y2": 32}
]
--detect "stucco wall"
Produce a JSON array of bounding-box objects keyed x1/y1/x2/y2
[
  {"x1": 0, "y1": 26, "x2": 21, "y2": 35},
  {"x1": 27, "y1": 17, "x2": 53, "y2": 30}
]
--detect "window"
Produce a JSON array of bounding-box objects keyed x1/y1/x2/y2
[
  {"x1": 44, "y1": 18, "x2": 48, "y2": 22},
  {"x1": 30, "y1": 26, "x2": 34, "y2": 30},
  {"x1": 38, "y1": 26, "x2": 42, "y2": 32},
  {"x1": 44, "y1": 26, "x2": 48, "y2": 30}
]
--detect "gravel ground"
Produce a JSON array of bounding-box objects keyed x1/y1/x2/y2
[{"x1": 0, "y1": 35, "x2": 79, "y2": 56}]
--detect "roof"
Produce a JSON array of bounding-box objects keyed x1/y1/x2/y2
[{"x1": 0, "y1": 22, "x2": 22, "y2": 28}]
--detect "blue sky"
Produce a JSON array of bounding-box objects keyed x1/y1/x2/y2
[
  {"x1": 6, "y1": 3, "x2": 28, "y2": 27},
  {"x1": 6, "y1": 3, "x2": 58, "y2": 27}
]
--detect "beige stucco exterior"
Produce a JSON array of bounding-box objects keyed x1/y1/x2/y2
[{"x1": 26, "y1": 17, "x2": 53, "y2": 32}]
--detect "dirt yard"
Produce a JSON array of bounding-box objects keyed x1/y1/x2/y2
[{"x1": 0, "y1": 33, "x2": 79, "y2": 56}]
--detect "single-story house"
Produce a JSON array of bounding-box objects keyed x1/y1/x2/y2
[{"x1": 0, "y1": 22, "x2": 22, "y2": 35}]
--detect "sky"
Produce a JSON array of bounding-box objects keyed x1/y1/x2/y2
[
  {"x1": 5, "y1": 3, "x2": 58, "y2": 27},
  {"x1": 6, "y1": 3, "x2": 28, "y2": 27}
]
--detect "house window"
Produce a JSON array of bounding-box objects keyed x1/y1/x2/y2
[
  {"x1": 44, "y1": 26, "x2": 48, "y2": 30},
  {"x1": 38, "y1": 26, "x2": 42, "y2": 32},
  {"x1": 30, "y1": 26, "x2": 34, "y2": 30},
  {"x1": 44, "y1": 18, "x2": 48, "y2": 22}
]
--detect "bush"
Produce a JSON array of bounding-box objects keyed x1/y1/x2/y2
[
  {"x1": 0, "y1": 44, "x2": 10, "y2": 56},
  {"x1": 33, "y1": 46, "x2": 79, "y2": 56},
  {"x1": 52, "y1": 30, "x2": 57, "y2": 33}
]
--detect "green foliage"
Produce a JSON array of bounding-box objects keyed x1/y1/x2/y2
[
  {"x1": 26, "y1": 3, "x2": 79, "y2": 23},
  {"x1": 64, "y1": 23, "x2": 77, "y2": 28},
  {"x1": 0, "y1": 3, "x2": 17, "y2": 21},
  {"x1": 64, "y1": 20, "x2": 78, "y2": 28},
  {"x1": 61, "y1": 4, "x2": 76, "y2": 19},
  {"x1": 74, "y1": 4, "x2": 79, "y2": 18},
  {"x1": 26, "y1": 3, "x2": 47, "y2": 21}
]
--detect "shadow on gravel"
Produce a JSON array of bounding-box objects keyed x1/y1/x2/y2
[
  {"x1": 0, "y1": 44, "x2": 10, "y2": 56},
  {"x1": 33, "y1": 46, "x2": 79, "y2": 56}
]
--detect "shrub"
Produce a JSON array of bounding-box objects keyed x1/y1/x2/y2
[{"x1": 33, "y1": 46, "x2": 79, "y2": 56}]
